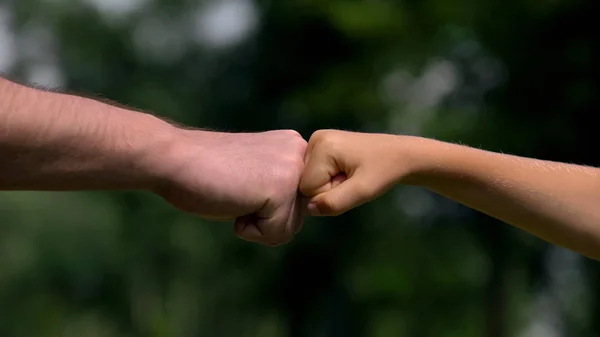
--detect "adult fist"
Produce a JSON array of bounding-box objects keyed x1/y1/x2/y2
[
  {"x1": 300, "y1": 130, "x2": 415, "y2": 216},
  {"x1": 153, "y1": 129, "x2": 307, "y2": 246}
]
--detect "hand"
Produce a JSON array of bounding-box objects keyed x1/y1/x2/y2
[
  {"x1": 153, "y1": 129, "x2": 307, "y2": 246},
  {"x1": 300, "y1": 130, "x2": 416, "y2": 216}
]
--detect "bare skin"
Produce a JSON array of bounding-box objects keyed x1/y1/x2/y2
[
  {"x1": 0, "y1": 77, "x2": 307, "y2": 246},
  {"x1": 300, "y1": 130, "x2": 600, "y2": 260}
]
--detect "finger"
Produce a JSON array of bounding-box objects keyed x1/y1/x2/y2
[
  {"x1": 234, "y1": 215, "x2": 266, "y2": 243},
  {"x1": 307, "y1": 173, "x2": 374, "y2": 216},
  {"x1": 299, "y1": 149, "x2": 340, "y2": 197},
  {"x1": 302, "y1": 173, "x2": 346, "y2": 204},
  {"x1": 237, "y1": 208, "x2": 295, "y2": 246},
  {"x1": 256, "y1": 200, "x2": 300, "y2": 246},
  {"x1": 254, "y1": 198, "x2": 294, "y2": 246},
  {"x1": 251, "y1": 194, "x2": 307, "y2": 244},
  {"x1": 330, "y1": 173, "x2": 347, "y2": 189}
]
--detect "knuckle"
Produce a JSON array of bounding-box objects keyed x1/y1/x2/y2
[
  {"x1": 298, "y1": 179, "x2": 312, "y2": 196},
  {"x1": 290, "y1": 132, "x2": 308, "y2": 151},
  {"x1": 296, "y1": 137, "x2": 308, "y2": 152},
  {"x1": 281, "y1": 129, "x2": 303, "y2": 140},
  {"x1": 278, "y1": 130, "x2": 307, "y2": 155},
  {"x1": 292, "y1": 154, "x2": 306, "y2": 172},
  {"x1": 311, "y1": 129, "x2": 336, "y2": 141},
  {"x1": 310, "y1": 129, "x2": 329, "y2": 141},
  {"x1": 315, "y1": 131, "x2": 339, "y2": 153}
]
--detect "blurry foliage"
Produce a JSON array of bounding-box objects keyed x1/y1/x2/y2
[{"x1": 1, "y1": 0, "x2": 599, "y2": 336}]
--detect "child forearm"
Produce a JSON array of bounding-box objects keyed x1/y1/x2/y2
[
  {"x1": 300, "y1": 130, "x2": 600, "y2": 260},
  {"x1": 408, "y1": 139, "x2": 600, "y2": 259}
]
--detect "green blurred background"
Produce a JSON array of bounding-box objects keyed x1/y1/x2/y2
[{"x1": 0, "y1": 0, "x2": 598, "y2": 336}]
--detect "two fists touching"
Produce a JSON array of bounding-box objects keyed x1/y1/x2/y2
[
  {"x1": 3, "y1": 77, "x2": 599, "y2": 258},
  {"x1": 153, "y1": 126, "x2": 600, "y2": 260},
  {"x1": 155, "y1": 129, "x2": 406, "y2": 247}
]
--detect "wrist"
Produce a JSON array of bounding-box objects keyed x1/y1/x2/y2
[
  {"x1": 141, "y1": 125, "x2": 228, "y2": 194},
  {"x1": 397, "y1": 136, "x2": 457, "y2": 187},
  {"x1": 125, "y1": 113, "x2": 185, "y2": 191},
  {"x1": 400, "y1": 136, "x2": 486, "y2": 190}
]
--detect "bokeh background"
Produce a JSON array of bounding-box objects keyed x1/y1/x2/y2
[{"x1": 0, "y1": 0, "x2": 599, "y2": 336}]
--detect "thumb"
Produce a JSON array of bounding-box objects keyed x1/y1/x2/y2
[
  {"x1": 234, "y1": 214, "x2": 266, "y2": 243},
  {"x1": 307, "y1": 174, "x2": 375, "y2": 216},
  {"x1": 234, "y1": 215, "x2": 289, "y2": 247}
]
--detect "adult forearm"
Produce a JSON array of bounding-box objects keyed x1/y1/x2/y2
[
  {"x1": 0, "y1": 78, "x2": 175, "y2": 191},
  {"x1": 407, "y1": 138, "x2": 600, "y2": 259}
]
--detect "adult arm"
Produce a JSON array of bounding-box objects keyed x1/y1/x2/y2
[
  {"x1": 0, "y1": 77, "x2": 172, "y2": 190},
  {"x1": 300, "y1": 130, "x2": 600, "y2": 260},
  {"x1": 0, "y1": 77, "x2": 307, "y2": 245}
]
